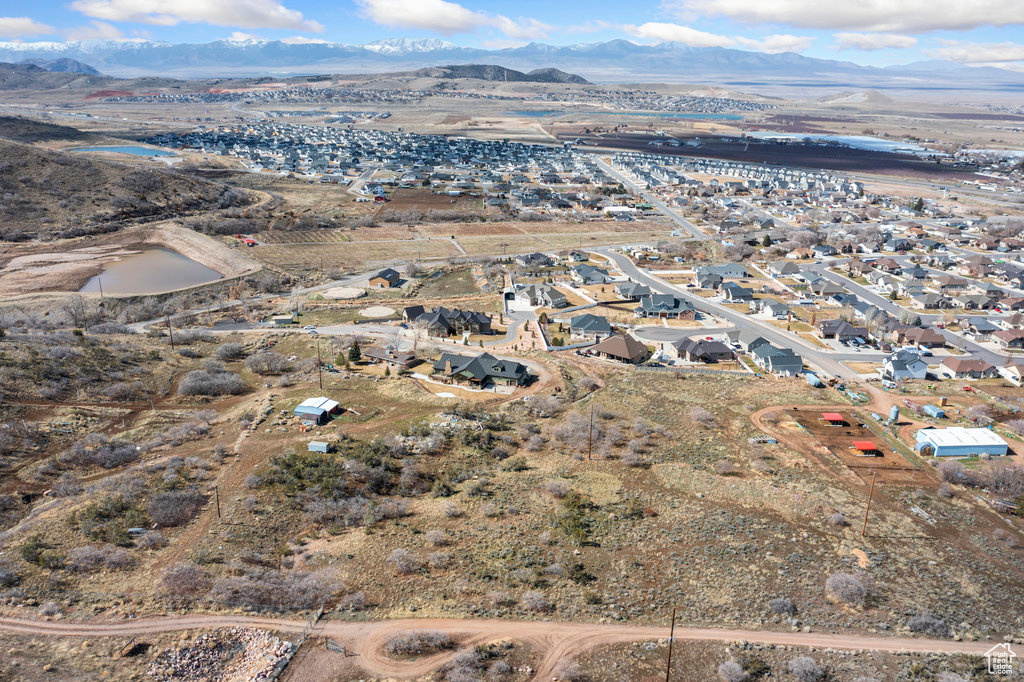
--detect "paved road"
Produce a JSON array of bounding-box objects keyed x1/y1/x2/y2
[
  {"x1": 593, "y1": 157, "x2": 709, "y2": 240},
  {"x1": 810, "y1": 262, "x2": 1011, "y2": 367},
  {"x1": 595, "y1": 248, "x2": 876, "y2": 379},
  {"x1": 0, "y1": 615, "x2": 993, "y2": 680}
]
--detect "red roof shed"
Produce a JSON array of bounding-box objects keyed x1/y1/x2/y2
[{"x1": 852, "y1": 441, "x2": 878, "y2": 452}]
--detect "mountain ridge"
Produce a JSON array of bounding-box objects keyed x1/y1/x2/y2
[{"x1": 0, "y1": 38, "x2": 1019, "y2": 89}]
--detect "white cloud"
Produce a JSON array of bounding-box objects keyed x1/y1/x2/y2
[
  {"x1": 355, "y1": 0, "x2": 550, "y2": 39},
  {"x1": 625, "y1": 23, "x2": 812, "y2": 53},
  {"x1": 281, "y1": 35, "x2": 330, "y2": 44},
  {"x1": 69, "y1": 0, "x2": 323, "y2": 32},
  {"x1": 0, "y1": 16, "x2": 53, "y2": 38},
  {"x1": 835, "y1": 33, "x2": 917, "y2": 50},
  {"x1": 225, "y1": 31, "x2": 262, "y2": 41},
  {"x1": 736, "y1": 33, "x2": 815, "y2": 53},
  {"x1": 931, "y1": 40, "x2": 1024, "y2": 64},
  {"x1": 625, "y1": 22, "x2": 736, "y2": 48},
  {"x1": 668, "y1": 0, "x2": 1024, "y2": 33},
  {"x1": 65, "y1": 20, "x2": 124, "y2": 40}
]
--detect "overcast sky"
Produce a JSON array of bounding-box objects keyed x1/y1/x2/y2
[{"x1": 2, "y1": 0, "x2": 1023, "y2": 70}]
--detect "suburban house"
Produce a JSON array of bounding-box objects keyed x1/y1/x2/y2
[
  {"x1": 768, "y1": 260, "x2": 800, "y2": 277},
  {"x1": 938, "y1": 357, "x2": 998, "y2": 380},
  {"x1": 915, "y1": 427, "x2": 1008, "y2": 457},
  {"x1": 616, "y1": 282, "x2": 652, "y2": 300},
  {"x1": 752, "y1": 299, "x2": 790, "y2": 319},
  {"x1": 571, "y1": 264, "x2": 612, "y2": 284},
  {"x1": 695, "y1": 272, "x2": 723, "y2": 289},
  {"x1": 671, "y1": 338, "x2": 735, "y2": 363},
  {"x1": 998, "y1": 362, "x2": 1024, "y2": 386},
  {"x1": 369, "y1": 268, "x2": 401, "y2": 288},
  {"x1": 882, "y1": 350, "x2": 928, "y2": 381},
  {"x1": 750, "y1": 343, "x2": 803, "y2": 376},
  {"x1": 897, "y1": 326, "x2": 947, "y2": 348},
  {"x1": 515, "y1": 284, "x2": 567, "y2": 309},
  {"x1": 634, "y1": 294, "x2": 696, "y2": 319},
  {"x1": 293, "y1": 397, "x2": 341, "y2": 425},
  {"x1": 570, "y1": 313, "x2": 613, "y2": 340},
  {"x1": 722, "y1": 282, "x2": 754, "y2": 302},
  {"x1": 992, "y1": 329, "x2": 1024, "y2": 349},
  {"x1": 588, "y1": 333, "x2": 649, "y2": 364},
  {"x1": 817, "y1": 319, "x2": 869, "y2": 342},
  {"x1": 403, "y1": 306, "x2": 493, "y2": 336},
  {"x1": 363, "y1": 345, "x2": 417, "y2": 370},
  {"x1": 515, "y1": 252, "x2": 552, "y2": 269},
  {"x1": 432, "y1": 352, "x2": 531, "y2": 387}
]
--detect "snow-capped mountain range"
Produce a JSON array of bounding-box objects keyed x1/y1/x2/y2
[{"x1": 0, "y1": 38, "x2": 1021, "y2": 90}]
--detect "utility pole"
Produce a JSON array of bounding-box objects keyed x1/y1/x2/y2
[
  {"x1": 166, "y1": 313, "x2": 174, "y2": 350},
  {"x1": 587, "y1": 403, "x2": 594, "y2": 460},
  {"x1": 98, "y1": 276, "x2": 104, "y2": 299},
  {"x1": 316, "y1": 337, "x2": 323, "y2": 390},
  {"x1": 664, "y1": 608, "x2": 676, "y2": 682},
  {"x1": 215, "y1": 485, "x2": 221, "y2": 523},
  {"x1": 861, "y1": 471, "x2": 877, "y2": 536}
]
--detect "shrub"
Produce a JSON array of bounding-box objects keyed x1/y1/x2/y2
[
  {"x1": 67, "y1": 544, "x2": 133, "y2": 573},
  {"x1": 160, "y1": 562, "x2": 212, "y2": 598},
  {"x1": 690, "y1": 406, "x2": 716, "y2": 427},
  {"x1": 138, "y1": 531, "x2": 167, "y2": 550},
  {"x1": 825, "y1": 572, "x2": 866, "y2": 607},
  {"x1": 337, "y1": 591, "x2": 366, "y2": 611},
  {"x1": 1006, "y1": 419, "x2": 1024, "y2": 437},
  {"x1": 937, "y1": 460, "x2": 967, "y2": 484},
  {"x1": 214, "y1": 342, "x2": 246, "y2": 361},
  {"x1": 935, "y1": 672, "x2": 968, "y2": 682},
  {"x1": 64, "y1": 434, "x2": 140, "y2": 469},
  {"x1": 622, "y1": 451, "x2": 646, "y2": 468},
  {"x1": 787, "y1": 656, "x2": 824, "y2": 682},
  {"x1": 209, "y1": 568, "x2": 335, "y2": 610},
  {"x1": 908, "y1": 610, "x2": 951, "y2": 637},
  {"x1": 38, "y1": 601, "x2": 61, "y2": 617},
  {"x1": 937, "y1": 482, "x2": 953, "y2": 499},
  {"x1": 525, "y1": 434, "x2": 545, "y2": 452},
  {"x1": 245, "y1": 351, "x2": 290, "y2": 375},
  {"x1": 520, "y1": 590, "x2": 550, "y2": 612},
  {"x1": 147, "y1": 489, "x2": 207, "y2": 527},
  {"x1": 178, "y1": 368, "x2": 246, "y2": 396},
  {"x1": 718, "y1": 660, "x2": 749, "y2": 682},
  {"x1": 983, "y1": 462, "x2": 1024, "y2": 498},
  {"x1": 382, "y1": 630, "x2": 455, "y2": 657},
  {"x1": 0, "y1": 562, "x2": 20, "y2": 587},
  {"x1": 769, "y1": 597, "x2": 796, "y2": 615},
  {"x1": 387, "y1": 548, "x2": 421, "y2": 575},
  {"x1": 488, "y1": 590, "x2": 515, "y2": 608},
  {"x1": 480, "y1": 503, "x2": 501, "y2": 518},
  {"x1": 425, "y1": 530, "x2": 450, "y2": 547},
  {"x1": 714, "y1": 459, "x2": 737, "y2": 476},
  {"x1": 546, "y1": 481, "x2": 570, "y2": 499},
  {"x1": 827, "y1": 512, "x2": 849, "y2": 528},
  {"x1": 503, "y1": 456, "x2": 528, "y2": 472},
  {"x1": 428, "y1": 552, "x2": 451, "y2": 569},
  {"x1": 443, "y1": 503, "x2": 464, "y2": 518}
]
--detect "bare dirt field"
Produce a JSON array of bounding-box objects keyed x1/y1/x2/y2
[{"x1": 787, "y1": 407, "x2": 928, "y2": 486}]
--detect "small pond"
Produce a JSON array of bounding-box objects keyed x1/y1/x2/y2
[{"x1": 80, "y1": 247, "x2": 222, "y2": 295}]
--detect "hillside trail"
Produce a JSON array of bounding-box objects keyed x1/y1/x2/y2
[{"x1": 0, "y1": 614, "x2": 995, "y2": 680}]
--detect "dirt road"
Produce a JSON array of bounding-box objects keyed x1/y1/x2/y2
[{"x1": 0, "y1": 615, "x2": 993, "y2": 680}]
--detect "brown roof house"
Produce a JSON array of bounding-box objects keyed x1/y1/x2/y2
[
  {"x1": 588, "y1": 333, "x2": 649, "y2": 364},
  {"x1": 939, "y1": 357, "x2": 997, "y2": 380}
]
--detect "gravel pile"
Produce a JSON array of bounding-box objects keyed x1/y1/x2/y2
[{"x1": 147, "y1": 627, "x2": 294, "y2": 682}]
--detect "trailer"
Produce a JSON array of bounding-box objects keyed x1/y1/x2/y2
[
  {"x1": 923, "y1": 404, "x2": 945, "y2": 419},
  {"x1": 805, "y1": 373, "x2": 824, "y2": 388}
]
